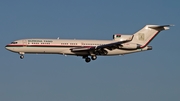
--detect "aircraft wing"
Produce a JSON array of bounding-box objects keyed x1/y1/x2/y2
[
  {"x1": 94, "y1": 40, "x2": 130, "y2": 50},
  {"x1": 70, "y1": 47, "x2": 92, "y2": 52},
  {"x1": 70, "y1": 40, "x2": 130, "y2": 52}
]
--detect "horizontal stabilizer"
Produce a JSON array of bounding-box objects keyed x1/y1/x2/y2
[{"x1": 148, "y1": 25, "x2": 174, "y2": 30}]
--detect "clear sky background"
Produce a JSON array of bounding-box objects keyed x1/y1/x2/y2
[{"x1": 0, "y1": 0, "x2": 180, "y2": 101}]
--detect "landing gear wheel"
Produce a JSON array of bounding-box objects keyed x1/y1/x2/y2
[
  {"x1": 85, "y1": 57, "x2": 91, "y2": 63},
  {"x1": 91, "y1": 55, "x2": 97, "y2": 60},
  {"x1": 20, "y1": 55, "x2": 24, "y2": 59}
]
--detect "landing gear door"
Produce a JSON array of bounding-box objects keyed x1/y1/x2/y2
[{"x1": 22, "y1": 40, "x2": 27, "y2": 47}]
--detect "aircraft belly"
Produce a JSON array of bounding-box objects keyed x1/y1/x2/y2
[{"x1": 12, "y1": 47, "x2": 74, "y2": 54}]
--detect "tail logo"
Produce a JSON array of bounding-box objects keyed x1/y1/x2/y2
[{"x1": 138, "y1": 33, "x2": 145, "y2": 41}]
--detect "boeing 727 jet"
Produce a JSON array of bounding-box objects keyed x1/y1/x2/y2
[{"x1": 5, "y1": 25, "x2": 172, "y2": 63}]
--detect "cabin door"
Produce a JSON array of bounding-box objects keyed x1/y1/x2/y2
[{"x1": 22, "y1": 40, "x2": 27, "y2": 46}]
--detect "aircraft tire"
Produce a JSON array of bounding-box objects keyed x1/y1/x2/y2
[
  {"x1": 20, "y1": 55, "x2": 24, "y2": 59},
  {"x1": 91, "y1": 55, "x2": 97, "y2": 60},
  {"x1": 85, "y1": 57, "x2": 91, "y2": 63}
]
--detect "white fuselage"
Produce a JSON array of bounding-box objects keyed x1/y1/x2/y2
[
  {"x1": 5, "y1": 24, "x2": 172, "y2": 62},
  {"x1": 5, "y1": 38, "x2": 150, "y2": 56}
]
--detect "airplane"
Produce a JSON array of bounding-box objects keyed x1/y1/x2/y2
[{"x1": 5, "y1": 25, "x2": 173, "y2": 63}]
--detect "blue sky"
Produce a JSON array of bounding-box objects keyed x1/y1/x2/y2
[{"x1": 0, "y1": 0, "x2": 180, "y2": 101}]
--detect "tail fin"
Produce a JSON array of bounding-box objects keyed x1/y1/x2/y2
[{"x1": 131, "y1": 25, "x2": 173, "y2": 48}]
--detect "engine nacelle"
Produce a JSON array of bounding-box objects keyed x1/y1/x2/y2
[
  {"x1": 119, "y1": 43, "x2": 141, "y2": 50},
  {"x1": 113, "y1": 34, "x2": 133, "y2": 41}
]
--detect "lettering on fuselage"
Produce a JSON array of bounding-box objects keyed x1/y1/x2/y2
[
  {"x1": 44, "y1": 40, "x2": 53, "y2": 42},
  {"x1": 28, "y1": 40, "x2": 53, "y2": 44},
  {"x1": 28, "y1": 40, "x2": 42, "y2": 42},
  {"x1": 28, "y1": 40, "x2": 53, "y2": 43}
]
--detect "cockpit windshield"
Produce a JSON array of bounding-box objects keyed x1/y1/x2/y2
[
  {"x1": 116, "y1": 35, "x2": 121, "y2": 37},
  {"x1": 11, "y1": 42, "x2": 18, "y2": 44}
]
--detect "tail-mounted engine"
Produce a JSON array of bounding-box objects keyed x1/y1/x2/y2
[
  {"x1": 113, "y1": 34, "x2": 133, "y2": 41},
  {"x1": 118, "y1": 43, "x2": 141, "y2": 50}
]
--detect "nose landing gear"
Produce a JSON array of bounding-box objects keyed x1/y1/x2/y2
[
  {"x1": 19, "y1": 52, "x2": 25, "y2": 59},
  {"x1": 20, "y1": 55, "x2": 24, "y2": 59}
]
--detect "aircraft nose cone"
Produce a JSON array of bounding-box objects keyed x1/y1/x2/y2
[
  {"x1": 5, "y1": 44, "x2": 15, "y2": 52},
  {"x1": 5, "y1": 45, "x2": 8, "y2": 49},
  {"x1": 5, "y1": 45, "x2": 11, "y2": 50}
]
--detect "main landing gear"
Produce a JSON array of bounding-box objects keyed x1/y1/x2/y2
[
  {"x1": 85, "y1": 57, "x2": 91, "y2": 63},
  {"x1": 83, "y1": 55, "x2": 97, "y2": 63},
  {"x1": 82, "y1": 50, "x2": 108, "y2": 63},
  {"x1": 91, "y1": 55, "x2": 97, "y2": 60}
]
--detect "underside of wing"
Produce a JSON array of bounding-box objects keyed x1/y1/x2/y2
[{"x1": 70, "y1": 46, "x2": 93, "y2": 52}]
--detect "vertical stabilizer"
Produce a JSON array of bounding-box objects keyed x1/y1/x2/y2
[{"x1": 131, "y1": 25, "x2": 173, "y2": 48}]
